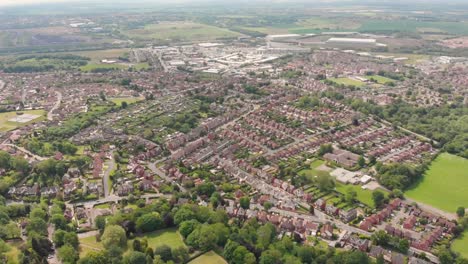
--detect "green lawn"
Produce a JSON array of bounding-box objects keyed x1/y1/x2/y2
[
  {"x1": 143, "y1": 227, "x2": 186, "y2": 249},
  {"x1": 80, "y1": 228, "x2": 186, "y2": 258},
  {"x1": 328, "y1": 77, "x2": 365, "y2": 87},
  {"x1": 109, "y1": 97, "x2": 144, "y2": 107},
  {"x1": 405, "y1": 153, "x2": 468, "y2": 213},
  {"x1": 364, "y1": 75, "x2": 395, "y2": 84},
  {"x1": 335, "y1": 183, "x2": 388, "y2": 208},
  {"x1": 0, "y1": 110, "x2": 46, "y2": 132},
  {"x1": 452, "y1": 231, "x2": 468, "y2": 259},
  {"x1": 189, "y1": 251, "x2": 228, "y2": 264}
]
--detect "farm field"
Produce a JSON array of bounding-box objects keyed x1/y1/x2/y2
[
  {"x1": 452, "y1": 231, "x2": 468, "y2": 259},
  {"x1": 79, "y1": 227, "x2": 186, "y2": 257},
  {"x1": 242, "y1": 18, "x2": 360, "y2": 35},
  {"x1": 0, "y1": 110, "x2": 46, "y2": 132},
  {"x1": 405, "y1": 153, "x2": 468, "y2": 213},
  {"x1": 328, "y1": 77, "x2": 365, "y2": 87},
  {"x1": 189, "y1": 251, "x2": 228, "y2": 264},
  {"x1": 124, "y1": 22, "x2": 241, "y2": 41},
  {"x1": 335, "y1": 182, "x2": 388, "y2": 208},
  {"x1": 358, "y1": 19, "x2": 468, "y2": 35}
]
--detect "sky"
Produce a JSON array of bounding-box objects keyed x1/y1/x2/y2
[{"x1": 0, "y1": 0, "x2": 465, "y2": 7}]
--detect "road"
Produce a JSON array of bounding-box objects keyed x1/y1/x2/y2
[
  {"x1": 147, "y1": 162, "x2": 187, "y2": 192},
  {"x1": 47, "y1": 91, "x2": 62, "y2": 121}
]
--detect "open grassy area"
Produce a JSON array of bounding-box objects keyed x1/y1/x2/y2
[
  {"x1": 452, "y1": 231, "x2": 468, "y2": 259},
  {"x1": 109, "y1": 97, "x2": 144, "y2": 107},
  {"x1": 0, "y1": 110, "x2": 46, "y2": 132},
  {"x1": 335, "y1": 183, "x2": 388, "y2": 208},
  {"x1": 364, "y1": 75, "x2": 395, "y2": 84},
  {"x1": 328, "y1": 77, "x2": 365, "y2": 87},
  {"x1": 79, "y1": 63, "x2": 127, "y2": 72},
  {"x1": 405, "y1": 153, "x2": 468, "y2": 213},
  {"x1": 124, "y1": 22, "x2": 241, "y2": 42},
  {"x1": 79, "y1": 227, "x2": 185, "y2": 258},
  {"x1": 189, "y1": 251, "x2": 228, "y2": 264}
]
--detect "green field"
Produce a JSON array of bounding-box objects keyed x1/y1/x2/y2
[
  {"x1": 0, "y1": 110, "x2": 46, "y2": 132},
  {"x1": 452, "y1": 231, "x2": 468, "y2": 259},
  {"x1": 364, "y1": 75, "x2": 395, "y2": 84},
  {"x1": 79, "y1": 63, "x2": 127, "y2": 72},
  {"x1": 335, "y1": 183, "x2": 388, "y2": 208},
  {"x1": 189, "y1": 251, "x2": 228, "y2": 264},
  {"x1": 124, "y1": 22, "x2": 241, "y2": 41},
  {"x1": 328, "y1": 77, "x2": 365, "y2": 87},
  {"x1": 299, "y1": 159, "x2": 331, "y2": 181},
  {"x1": 79, "y1": 228, "x2": 186, "y2": 258},
  {"x1": 109, "y1": 97, "x2": 144, "y2": 106},
  {"x1": 405, "y1": 153, "x2": 468, "y2": 213}
]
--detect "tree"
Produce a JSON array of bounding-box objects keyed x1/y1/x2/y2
[
  {"x1": 398, "y1": 239, "x2": 409, "y2": 253},
  {"x1": 32, "y1": 236, "x2": 53, "y2": 258},
  {"x1": 318, "y1": 144, "x2": 333, "y2": 156},
  {"x1": 101, "y1": 225, "x2": 127, "y2": 250},
  {"x1": 239, "y1": 196, "x2": 250, "y2": 210},
  {"x1": 232, "y1": 245, "x2": 256, "y2": 264},
  {"x1": 179, "y1": 220, "x2": 200, "y2": 238},
  {"x1": 121, "y1": 101, "x2": 128, "y2": 109},
  {"x1": 27, "y1": 218, "x2": 48, "y2": 236},
  {"x1": 256, "y1": 223, "x2": 276, "y2": 250},
  {"x1": 58, "y1": 244, "x2": 79, "y2": 264},
  {"x1": 51, "y1": 214, "x2": 68, "y2": 230},
  {"x1": 154, "y1": 244, "x2": 172, "y2": 262},
  {"x1": 358, "y1": 156, "x2": 365, "y2": 168},
  {"x1": 259, "y1": 249, "x2": 282, "y2": 264},
  {"x1": 317, "y1": 174, "x2": 335, "y2": 192},
  {"x1": 0, "y1": 151, "x2": 11, "y2": 169},
  {"x1": 136, "y1": 212, "x2": 163, "y2": 233},
  {"x1": 123, "y1": 251, "x2": 147, "y2": 264},
  {"x1": 457, "y1": 207, "x2": 465, "y2": 218},
  {"x1": 171, "y1": 246, "x2": 189, "y2": 263},
  {"x1": 95, "y1": 215, "x2": 106, "y2": 232},
  {"x1": 174, "y1": 208, "x2": 196, "y2": 225},
  {"x1": 372, "y1": 190, "x2": 385, "y2": 208},
  {"x1": 345, "y1": 188, "x2": 357, "y2": 205},
  {"x1": 264, "y1": 201, "x2": 273, "y2": 211}
]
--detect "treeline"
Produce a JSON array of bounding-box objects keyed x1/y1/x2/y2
[
  {"x1": 79, "y1": 198, "x2": 374, "y2": 264},
  {"x1": 345, "y1": 98, "x2": 468, "y2": 158}
]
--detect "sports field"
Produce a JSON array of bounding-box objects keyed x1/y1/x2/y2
[
  {"x1": 109, "y1": 97, "x2": 144, "y2": 106},
  {"x1": 0, "y1": 110, "x2": 46, "y2": 132},
  {"x1": 124, "y1": 22, "x2": 241, "y2": 41},
  {"x1": 328, "y1": 77, "x2": 365, "y2": 87},
  {"x1": 189, "y1": 251, "x2": 228, "y2": 264},
  {"x1": 405, "y1": 153, "x2": 468, "y2": 213},
  {"x1": 79, "y1": 63, "x2": 127, "y2": 72}
]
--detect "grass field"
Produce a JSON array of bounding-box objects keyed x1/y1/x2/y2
[
  {"x1": 328, "y1": 77, "x2": 365, "y2": 87},
  {"x1": 0, "y1": 110, "x2": 46, "y2": 132},
  {"x1": 452, "y1": 231, "x2": 468, "y2": 259},
  {"x1": 364, "y1": 75, "x2": 395, "y2": 84},
  {"x1": 335, "y1": 183, "x2": 388, "y2": 208},
  {"x1": 124, "y1": 22, "x2": 241, "y2": 41},
  {"x1": 299, "y1": 159, "x2": 331, "y2": 181},
  {"x1": 189, "y1": 251, "x2": 228, "y2": 264},
  {"x1": 109, "y1": 97, "x2": 144, "y2": 106},
  {"x1": 79, "y1": 228, "x2": 186, "y2": 258},
  {"x1": 79, "y1": 63, "x2": 127, "y2": 72},
  {"x1": 405, "y1": 153, "x2": 468, "y2": 213}
]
